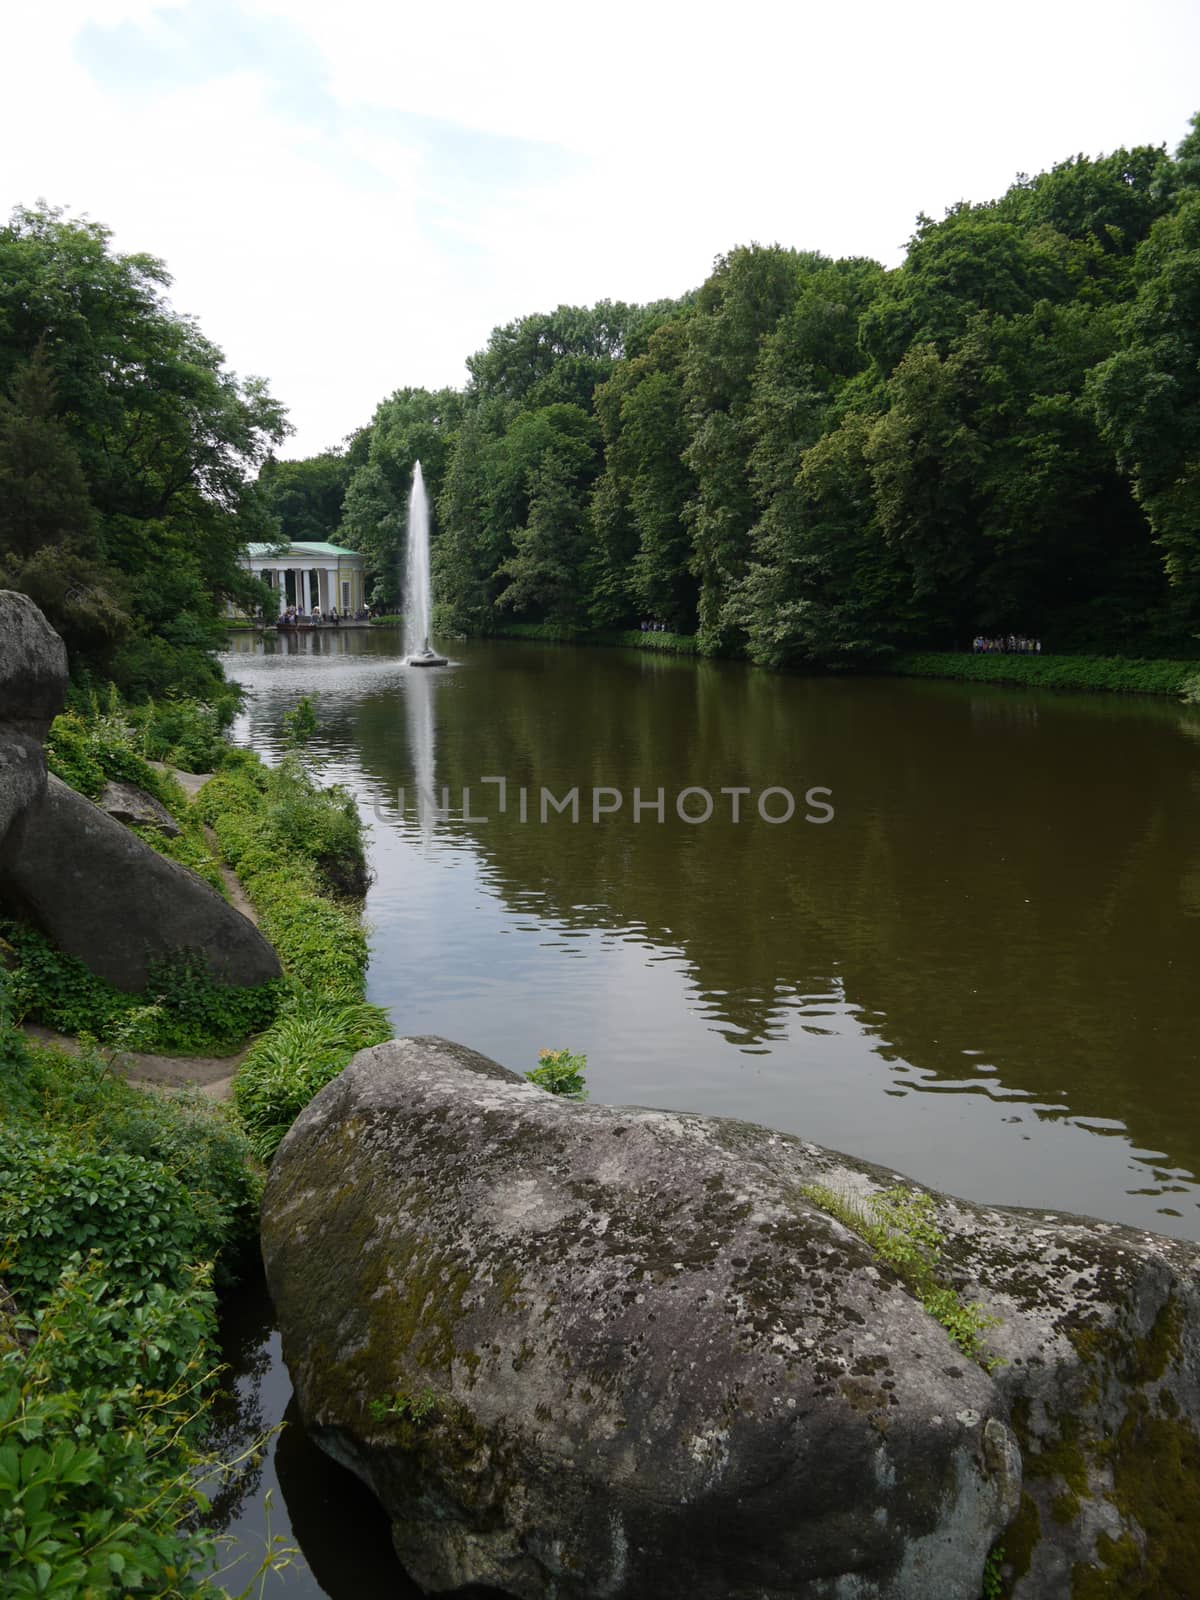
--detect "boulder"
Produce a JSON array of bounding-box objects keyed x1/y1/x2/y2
[
  {"x1": 0, "y1": 591, "x2": 68, "y2": 843},
  {"x1": 98, "y1": 779, "x2": 182, "y2": 838},
  {"x1": 0, "y1": 775, "x2": 281, "y2": 992},
  {"x1": 0, "y1": 591, "x2": 69, "y2": 740},
  {"x1": 0, "y1": 732, "x2": 51, "y2": 841},
  {"x1": 262, "y1": 1038, "x2": 1025, "y2": 1600}
]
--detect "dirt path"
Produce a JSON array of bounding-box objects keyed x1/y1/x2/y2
[{"x1": 22, "y1": 1023, "x2": 244, "y2": 1101}]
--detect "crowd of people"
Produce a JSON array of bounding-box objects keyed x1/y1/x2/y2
[
  {"x1": 267, "y1": 604, "x2": 377, "y2": 627},
  {"x1": 972, "y1": 634, "x2": 1042, "y2": 654}
]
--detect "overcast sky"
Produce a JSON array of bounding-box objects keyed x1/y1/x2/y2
[{"x1": 3, "y1": 1, "x2": 1198, "y2": 457}]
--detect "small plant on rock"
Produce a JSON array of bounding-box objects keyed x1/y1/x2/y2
[
  {"x1": 526, "y1": 1047, "x2": 588, "y2": 1100},
  {"x1": 369, "y1": 1388, "x2": 439, "y2": 1426},
  {"x1": 801, "y1": 1182, "x2": 1001, "y2": 1368}
]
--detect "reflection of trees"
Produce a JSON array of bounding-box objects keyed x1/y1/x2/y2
[
  {"x1": 201, "y1": 1275, "x2": 276, "y2": 1529},
  {"x1": 275, "y1": 1396, "x2": 505, "y2": 1598},
  {"x1": 341, "y1": 646, "x2": 1200, "y2": 1178}
]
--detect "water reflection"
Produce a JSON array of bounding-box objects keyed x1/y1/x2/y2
[
  {"x1": 208, "y1": 1274, "x2": 506, "y2": 1600},
  {"x1": 222, "y1": 631, "x2": 1200, "y2": 1236}
]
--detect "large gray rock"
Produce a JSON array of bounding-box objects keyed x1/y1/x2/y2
[
  {"x1": 98, "y1": 779, "x2": 182, "y2": 838},
  {"x1": 262, "y1": 1038, "x2": 1025, "y2": 1600},
  {"x1": 0, "y1": 591, "x2": 68, "y2": 841},
  {"x1": 0, "y1": 775, "x2": 281, "y2": 992},
  {"x1": 0, "y1": 591, "x2": 69, "y2": 740},
  {"x1": 0, "y1": 732, "x2": 51, "y2": 841}
]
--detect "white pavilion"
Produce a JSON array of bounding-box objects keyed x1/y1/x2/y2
[{"x1": 238, "y1": 541, "x2": 367, "y2": 619}]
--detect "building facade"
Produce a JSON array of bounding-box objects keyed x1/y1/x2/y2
[{"x1": 237, "y1": 541, "x2": 367, "y2": 618}]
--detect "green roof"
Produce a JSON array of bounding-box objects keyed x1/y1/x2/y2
[{"x1": 244, "y1": 541, "x2": 361, "y2": 560}]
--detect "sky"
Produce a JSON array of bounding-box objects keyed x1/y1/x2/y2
[{"x1": 2, "y1": 0, "x2": 1199, "y2": 458}]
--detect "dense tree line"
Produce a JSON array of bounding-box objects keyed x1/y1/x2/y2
[
  {"x1": 0, "y1": 205, "x2": 286, "y2": 697},
  {"x1": 6, "y1": 115, "x2": 1198, "y2": 690},
  {"x1": 299, "y1": 114, "x2": 1200, "y2": 663}
]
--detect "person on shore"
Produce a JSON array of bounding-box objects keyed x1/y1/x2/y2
[{"x1": 330, "y1": 606, "x2": 340, "y2": 627}]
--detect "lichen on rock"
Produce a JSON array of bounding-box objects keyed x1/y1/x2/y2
[{"x1": 263, "y1": 1037, "x2": 1027, "y2": 1599}]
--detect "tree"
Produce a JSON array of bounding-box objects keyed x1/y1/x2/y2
[
  {"x1": 1090, "y1": 193, "x2": 1200, "y2": 630},
  {"x1": 339, "y1": 387, "x2": 463, "y2": 607},
  {"x1": 258, "y1": 452, "x2": 352, "y2": 545},
  {"x1": 0, "y1": 204, "x2": 287, "y2": 696}
]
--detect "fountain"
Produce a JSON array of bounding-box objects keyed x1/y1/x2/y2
[{"x1": 404, "y1": 461, "x2": 446, "y2": 666}]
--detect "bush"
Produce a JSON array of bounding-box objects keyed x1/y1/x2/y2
[
  {"x1": 197, "y1": 756, "x2": 368, "y2": 903},
  {"x1": 526, "y1": 1047, "x2": 589, "y2": 1099},
  {"x1": 136, "y1": 695, "x2": 234, "y2": 772},
  {"x1": 0, "y1": 1263, "x2": 224, "y2": 1600},
  {"x1": 3, "y1": 1042, "x2": 261, "y2": 1265},
  {"x1": 0, "y1": 1127, "x2": 216, "y2": 1303},
  {"x1": 0, "y1": 1006, "x2": 267, "y2": 1597},
  {"x1": 886, "y1": 651, "x2": 1199, "y2": 697},
  {"x1": 193, "y1": 754, "x2": 389, "y2": 1157},
  {"x1": 46, "y1": 699, "x2": 171, "y2": 802},
  {"x1": 234, "y1": 996, "x2": 392, "y2": 1160},
  {"x1": 2, "y1": 919, "x2": 281, "y2": 1053}
]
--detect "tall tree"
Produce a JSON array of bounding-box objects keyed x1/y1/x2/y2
[{"x1": 0, "y1": 204, "x2": 287, "y2": 696}]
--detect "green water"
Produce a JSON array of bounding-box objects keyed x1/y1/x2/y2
[{"x1": 213, "y1": 628, "x2": 1200, "y2": 1594}]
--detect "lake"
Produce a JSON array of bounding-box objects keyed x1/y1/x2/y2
[{"x1": 211, "y1": 628, "x2": 1200, "y2": 1593}]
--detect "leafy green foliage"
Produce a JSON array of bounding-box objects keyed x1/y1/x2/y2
[
  {"x1": 197, "y1": 754, "x2": 366, "y2": 905},
  {"x1": 233, "y1": 996, "x2": 392, "y2": 1161},
  {"x1": 3, "y1": 918, "x2": 281, "y2": 1052},
  {"x1": 0, "y1": 1043, "x2": 261, "y2": 1267},
  {"x1": 0, "y1": 1129, "x2": 213, "y2": 1303},
  {"x1": 888, "y1": 652, "x2": 1197, "y2": 695},
  {"x1": 0, "y1": 1008, "x2": 266, "y2": 1597},
  {"x1": 136, "y1": 694, "x2": 236, "y2": 772},
  {"x1": 801, "y1": 1183, "x2": 1001, "y2": 1366},
  {"x1": 300, "y1": 116, "x2": 1200, "y2": 666},
  {"x1": 0, "y1": 1264, "x2": 223, "y2": 1599},
  {"x1": 281, "y1": 693, "x2": 318, "y2": 748},
  {"x1": 0, "y1": 204, "x2": 286, "y2": 699},
  {"x1": 981, "y1": 1541, "x2": 1007, "y2": 1599},
  {"x1": 526, "y1": 1047, "x2": 589, "y2": 1100},
  {"x1": 193, "y1": 752, "x2": 389, "y2": 1156},
  {"x1": 367, "y1": 1387, "x2": 438, "y2": 1425}
]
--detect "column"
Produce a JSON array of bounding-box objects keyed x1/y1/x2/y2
[{"x1": 328, "y1": 567, "x2": 337, "y2": 614}]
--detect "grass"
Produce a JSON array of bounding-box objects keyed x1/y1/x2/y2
[
  {"x1": 802, "y1": 1182, "x2": 1001, "y2": 1367},
  {"x1": 885, "y1": 651, "x2": 1200, "y2": 697},
  {"x1": 193, "y1": 755, "x2": 391, "y2": 1157}
]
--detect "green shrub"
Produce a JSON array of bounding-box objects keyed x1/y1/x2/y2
[
  {"x1": 0, "y1": 1127, "x2": 214, "y2": 1303},
  {"x1": 234, "y1": 996, "x2": 392, "y2": 1161},
  {"x1": 0, "y1": 937, "x2": 274, "y2": 1596},
  {"x1": 5, "y1": 1043, "x2": 261, "y2": 1263},
  {"x1": 281, "y1": 694, "x2": 318, "y2": 748},
  {"x1": 46, "y1": 702, "x2": 170, "y2": 802},
  {"x1": 0, "y1": 1267, "x2": 221, "y2": 1599},
  {"x1": 197, "y1": 756, "x2": 367, "y2": 903},
  {"x1": 886, "y1": 652, "x2": 1199, "y2": 697},
  {"x1": 526, "y1": 1047, "x2": 589, "y2": 1099},
  {"x1": 136, "y1": 694, "x2": 233, "y2": 772},
  {"x1": 2, "y1": 920, "x2": 281, "y2": 1053}
]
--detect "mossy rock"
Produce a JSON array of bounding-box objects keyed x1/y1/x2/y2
[{"x1": 263, "y1": 1037, "x2": 1023, "y2": 1600}]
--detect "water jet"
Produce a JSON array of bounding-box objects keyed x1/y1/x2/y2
[{"x1": 403, "y1": 462, "x2": 446, "y2": 666}]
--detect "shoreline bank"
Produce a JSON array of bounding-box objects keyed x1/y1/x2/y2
[{"x1": 402, "y1": 622, "x2": 1200, "y2": 697}]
